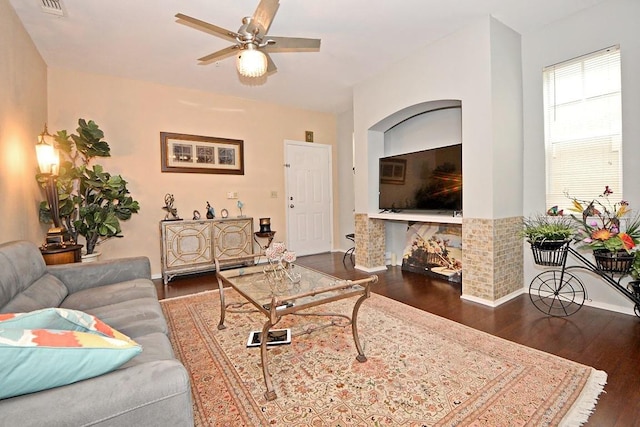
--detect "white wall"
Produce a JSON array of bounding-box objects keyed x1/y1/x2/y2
[
  {"x1": 353, "y1": 17, "x2": 520, "y2": 220},
  {"x1": 336, "y1": 108, "x2": 355, "y2": 251},
  {"x1": 523, "y1": 0, "x2": 640, "y2": 314},
  {"x1": 384, "y1": 108, "x2": 462, "y2": 157},
  {"x1": 0, "y1": 0, "x2": 48, "y2": 244}
]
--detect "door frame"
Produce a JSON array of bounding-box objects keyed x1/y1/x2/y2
[{"x1": 283, "y1": 140, "x2": 334, "y2": 254}]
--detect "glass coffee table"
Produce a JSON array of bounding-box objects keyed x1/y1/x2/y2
[{"x1": 215, "y1": 255, "x2": 378, "y2": 401}]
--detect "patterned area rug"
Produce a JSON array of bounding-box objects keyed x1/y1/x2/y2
[{"x1": 160, "y1": 290, "x2": 606, "y2": 426}]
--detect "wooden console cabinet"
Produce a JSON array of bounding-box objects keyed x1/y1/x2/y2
[{"x1": 160, "y1": 217, "x2": 253, "y2": 284}]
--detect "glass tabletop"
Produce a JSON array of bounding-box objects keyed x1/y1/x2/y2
[{"x1": 217, "y1": 263, "x2": 366, "y2": 310}]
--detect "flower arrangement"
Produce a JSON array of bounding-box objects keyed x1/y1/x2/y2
[
  {"x1": 568, "y1": 186, "x2": 640, "y2": 253},
  {"x1": 264, "y1": 242, "x2": 300, "y2": 283},
  {"x1": 265, "y1": 242, "x2": 297, "y2": 265}
]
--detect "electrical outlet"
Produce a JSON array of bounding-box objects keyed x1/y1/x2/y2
[
  {"x1": 227, "y1": 192, "x2": 238, "y2": 199},
  {"x1": 271, "y1": 191, "x2": 278, "y2": 198}
]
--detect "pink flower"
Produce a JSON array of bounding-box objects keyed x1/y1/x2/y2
[
  {"x1": 271, "y1": 242, "x2": 286, "y2": 255},
  {"x1": 283, "y1": 251, "x2": 297, "y2": 263}
]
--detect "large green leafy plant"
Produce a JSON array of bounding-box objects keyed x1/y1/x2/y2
[{"x1": 37, "y1": 119, "x2": 140, "y2": 255}]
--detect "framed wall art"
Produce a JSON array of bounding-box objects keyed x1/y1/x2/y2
[{"x1": 160, "y1": 132, "x2": 244, "y2": 175}]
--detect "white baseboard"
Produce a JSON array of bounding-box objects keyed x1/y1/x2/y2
[
  {"x1": 580, "y1": 299, "x2": 635, "y2": 316},
  {"x1": 355, "y1": 264, "x2": 388, "y2": 272},
  {"x1": 461, "y1": 288, "x2": 525, "y2": 307}
]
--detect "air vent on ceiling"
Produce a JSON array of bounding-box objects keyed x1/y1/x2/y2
[{"x1": 40, "y1": 0, "x2": 65, "y2": 16}]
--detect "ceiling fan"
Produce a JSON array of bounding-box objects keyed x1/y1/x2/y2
[{"x1": 176, "y1": 0, "x2": 321, "y2": 78}]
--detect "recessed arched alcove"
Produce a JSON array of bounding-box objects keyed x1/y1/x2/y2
[
  {"x1": 353, "y1": 93, "x2": 523, "y2": 305},
  {"x1": 355, "y1": 99, "x2": 464, "y2": 281}
]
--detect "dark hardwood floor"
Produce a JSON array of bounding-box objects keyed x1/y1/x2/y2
[{"x1": 154, "y1": 252, "x2": 640, "y2": 427}]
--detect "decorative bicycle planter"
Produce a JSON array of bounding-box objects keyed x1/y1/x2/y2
[{"x1": 528, "y1": 241, "x2": 640, "y2": 318}]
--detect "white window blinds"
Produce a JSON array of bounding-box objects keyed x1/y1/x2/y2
[{"x1": 543, "y1": 45, "x2": 622, "y2": 210}]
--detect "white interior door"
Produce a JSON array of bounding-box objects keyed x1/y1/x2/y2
[{"x1": 285, "y1": 141, "x2": 332, "y2": 256}]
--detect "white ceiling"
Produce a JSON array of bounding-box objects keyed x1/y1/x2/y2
[{"x1": 9, "y1": 0, "x2": 606, "y2": 114}]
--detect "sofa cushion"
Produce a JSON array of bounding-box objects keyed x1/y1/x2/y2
[
  {"x1": 59, "y1": 279, "x2": 158, "y2": 311},
  {"x1": 0, "y1": 308, "x2": 141, "y2": 399},
  {"x1": 0, "y1": 274, "x2": 68, "y2": 314},
  {"x1": 118, "y1": 332, "x2": 175, "y2": 369},
  {"x1": 0, "y1": 241, "x2": 47, "y2": 309},
  {"x1": 62, "y1": 297, "x2": 168, "y2": 338}
]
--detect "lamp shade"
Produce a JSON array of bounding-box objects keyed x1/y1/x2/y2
[
  {"x1": 36, "y1": 125, "x2": 59, "y2": 174},
  {"x1": 236, "y1": 47, "x2": 267, "y2": 78},
  {"x1": 36, "y1": 142, "x2": 54, "y2": 174}
]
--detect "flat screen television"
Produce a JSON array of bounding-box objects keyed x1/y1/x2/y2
[{"x1": 379, "y1": 144, "x2": 462, "y2": 213}]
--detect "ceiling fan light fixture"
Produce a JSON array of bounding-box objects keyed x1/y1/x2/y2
[{"x1": 236, "y1": 45, "x2": 267, "y2": 77}]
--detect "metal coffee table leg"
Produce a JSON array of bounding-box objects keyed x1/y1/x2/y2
[
  {"x1": 216, "y1": 276, "x2": 227, "y2": 330},
  {"x1": 260, "y1": 319, "x2": 278, "y2": 401},
  {"x1": 351, "y1": 287, "x2": 370, "y2": 363}
]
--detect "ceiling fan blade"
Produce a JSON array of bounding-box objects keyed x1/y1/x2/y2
[
  {"x1": 198, "y1": 45, "x2": 240, "y2": 64},
  {"x1": 252, "y1": 0, "x2": 279, "y2": 34},
  {"x1": 175, "y1": 13, "x2": 239, "y2": 42},
  {"x1": 265, "y1": 52, "x2": 277, "y2": 74},
  {"x1": 263, "y1": 36, "x2": 321, "y2": 52}
]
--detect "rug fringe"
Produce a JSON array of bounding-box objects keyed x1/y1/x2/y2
[{"x1": 560, "y1": 369, "x2": 607, "y2": 427}]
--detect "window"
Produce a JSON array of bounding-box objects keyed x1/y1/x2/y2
[{"x1": 543, "y1": 46, "x2": 622, "y2": 210}]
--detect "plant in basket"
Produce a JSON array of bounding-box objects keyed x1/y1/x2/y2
[
  {"x1": 628, "y1": 254, "x2": 640, "y2": 296},
  {"x1": 568, "y1": 186, "x2": 640, "y2": 273},
  {"x1": 522, "y1": 214, "x2": 575, "y2": 250}
]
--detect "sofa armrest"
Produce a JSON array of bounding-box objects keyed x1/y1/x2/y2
[{"x1": 47, "y1": 257, "x2": 152, "y2": 294}]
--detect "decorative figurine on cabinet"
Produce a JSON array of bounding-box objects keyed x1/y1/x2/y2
[
  {"x1": 162, "y1": 194, "x2": 181, "y2": 221},
  {"x1": 206, "y1": 201, "x2": 215, "y2": 219},
  {"x1": 237, "y1": 200, "x2": 245, "y2": 217}
]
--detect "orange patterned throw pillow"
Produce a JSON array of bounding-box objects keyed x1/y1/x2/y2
[{"x1": 0, "y1": 308, "x2": 141, "y2": 399}]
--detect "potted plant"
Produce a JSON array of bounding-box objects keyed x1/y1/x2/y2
[
  {"x1": 37, "y1": 119, "x2": 140, "y2": 257},
  {"x1": 568, "y1": 186, "x2": 640, "y2": 273},
  {"x1": 628, "y1": 253, "x2": 640, "y2": 296},
  {"x1": 522, "y1": 214, "x2": 575, "y2": 249}
]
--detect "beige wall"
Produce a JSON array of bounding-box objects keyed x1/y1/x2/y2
[
  {"x1": 0, "y1": 0, "x2": 48, "y2": 244},
  {"x1": 47, "y1": 67, "x2": 337, "y2": 276}
]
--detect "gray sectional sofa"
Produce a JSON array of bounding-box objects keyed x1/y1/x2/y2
[{"x1": 0, "y1": 240, "x2": 194, "y2": 426}]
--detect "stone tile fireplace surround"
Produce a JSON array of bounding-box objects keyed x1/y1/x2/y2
[{"x1": 354, "y1": 214, "x2": 523, "y2": 305}]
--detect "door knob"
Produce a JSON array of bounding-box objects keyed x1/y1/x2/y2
[{"x1": 290, "y1": 204, "x2": 295, "y2": 208}]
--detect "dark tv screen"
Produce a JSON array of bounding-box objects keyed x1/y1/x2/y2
[{"x1": 379, "y1": 144, "x2": 462, "y2": 212}]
